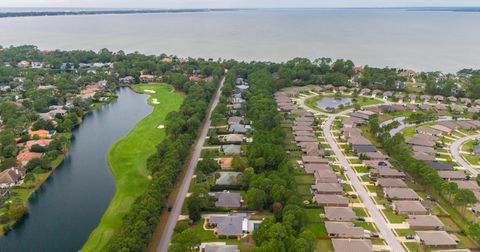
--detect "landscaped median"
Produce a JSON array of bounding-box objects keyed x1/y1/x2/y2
[{"x1": 80, "y1": 83, "x2": 184, "y2": 251}]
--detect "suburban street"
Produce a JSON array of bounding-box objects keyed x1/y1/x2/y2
[
  {"x1": 450, "y1": 134, "x2": 480, "y2": 177},
  {"x1": 156, "y1": 75, "x2": 225, "y2": 252},
  {"x1": 323, "y1": 112, "x2": 405, "y2": 252}
]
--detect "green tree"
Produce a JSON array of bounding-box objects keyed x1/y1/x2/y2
[{"x1": 245, "y1": 188, "x2": 266, "y2": 210}]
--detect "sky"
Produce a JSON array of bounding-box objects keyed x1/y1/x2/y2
[{"x1": 0, "y1": 0, "x2": 480, "y2": 9}]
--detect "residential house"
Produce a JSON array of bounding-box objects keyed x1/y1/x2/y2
[
  {"x1": 200, "y1": 242, "x2": 239, "y2": 252},
  {"x1": 416, "y1": 231, "x2": 458, "y2": 248},
  {"x1": 0, "y1": 167, "x2": 26, "y2": 188},
  {"x1": 314, "y1": 194, "x2": 349, "y2": 207},
  {"x1": 453, "y1": 181, "x2": 480, "y2": 191},
  {"x1": 214, "y1": 191, "x2": 242, "y2": 208},
  {"x1": 331, "y1": 239, "x2": 372, "y2": 252},
  {"x1": 302, "y1": 156, "x2": 329, "y2": 164},
  {"x1": 428, "y1": 161, "x2": 454, "y2": 171},
  {"x1": 304, "y1": 163, "x2": 331, "y2": 174},
  {"x1": 28, "y1": 130, "x2": 50, "y2": 139},
  {"x1": 407, "y1": 215, "x2": 444, "y2": 230},
  {"x1": 325, "y1": 222, "x2": 365, "y2": 238},
  {"x1": 416, "y1": 126, "x2": 443, "y2": 137},
  {"x1": 377, "y1": 178, "x2": 407, "y2": 188},
  {"x1": 228, "y1": 124, "x2": 248, "y2": 134},
  {"x1": 392, "y1": 201, "x2": 428, "y2": 215},
  {"x1": 314, "y1": 169, "x2": 338, "y2": 183},
  {"x1": 222, "y1": 145, "x2": 241, "y2": 156},
  {"x1": 371, "y1": 168, "x2": 405, "y2": 179},
  {"x1": 218, "y1": 157, "x2": 233, "y2": 170},
  {"x1": 228, "y1": 116, "x2": 243, "y2": 125},
  {"x1": 324, "y1": 207, "x2": 357, "y2": 221},
  {"x1": 311, "y1": 183, "x2": 343, "y2": 194},
  {"x1": 223, "y1": 134, "x2": 244, "y2": 143},
  {"x1": 438, "y1": 171, "x2": 466, "y2": 181},
  {"x1": 215, "y1": 172, "x2": 242, "y2": 186},
  {"x1": 384, "y1": 188, "x2": 421, "y2": 201}
]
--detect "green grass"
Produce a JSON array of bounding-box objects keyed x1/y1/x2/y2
[
  {"x1": 304, "y1": 223, "x2": 328, "y2": 236},
  {"x1": 305, "y1": 208, "x2": 324, "y2": 222},
  {"x1": 395, "y1": 229, "x2": 414, "y2": 237},
  {"x1": 316, "y1": 240, "x2": 333, "y2": 251},
  {"x1": 382, "y1": 209, "x2": 407, "y2": 224},
  {"x1": 81, "y1": 83, "x2": 184, "y2": 251},
  {"x1": 353, "y1": 207, "x2": 368, "y2": 217}
]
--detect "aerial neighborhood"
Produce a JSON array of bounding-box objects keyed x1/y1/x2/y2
[{"x1": 1, "y1": 46, "x2": 480, "y2": 252}]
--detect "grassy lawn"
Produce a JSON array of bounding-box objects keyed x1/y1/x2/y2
[
  {"x1": 81, "y1": 84, "x2": 184, "y2": 251},
  {"x1": 395, "y1": 229, "x2": 414, "y2": 237},
  {"x1": 353, "y1": 207, "x2": 368, "y2": 217},
  {"x1": 304, "y1": 223, "x2": 328, "y2": 236},
  {"x1": 403, "y1": 242, "x2": 423, "y2": 252},
  {"x1": 295, "y1": 174, "x2": 315, "y2": 184},
  {"x1": 382, "y1": 209, "x2": 407, "y2": 224},
  {"x1": 297, "y1": 185, "x2": 312, "y2": 195},
  {"x1": 316, "y1": 240, "x2": 333, "y2": 251},
  {"x1": 305, "y1": 208, "x2": 324, "y2": 222}
]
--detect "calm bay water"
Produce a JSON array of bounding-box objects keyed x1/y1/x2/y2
[
  {"x1": 0, "y1": 9, "x2": 479, "y2": 72},
  {"x1": 0, "y1": 88, "x2": 151, "y2": 251}
]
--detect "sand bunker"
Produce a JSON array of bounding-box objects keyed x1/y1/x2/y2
[
  {"x1": 151, "y1": 98, "x2": 160, "y2": 104},
  {"x1": 144, "y1": 89, "x2": 156, "y2": 93},
  {"x1": 157, "y1": 125, "x2": 165, "y2": 129}
]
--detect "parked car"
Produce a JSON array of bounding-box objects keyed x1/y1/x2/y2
[
  {"x1": 405, "y1": 235, "x2": 415, "y2": 240},
  {"x1": 371, "y1": 233, "x2": 380, "y2": 238},
  {"x1": 356, "y1": 217, "x2": 366, "y2": 222}
]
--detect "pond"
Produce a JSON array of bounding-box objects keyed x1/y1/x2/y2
[{"x1": 315, "y1": 97, "x2": 354, "y2": 111}]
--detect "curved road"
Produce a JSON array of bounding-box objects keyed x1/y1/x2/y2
[
  {"x1": 156, "y1": 76, "x2": 225, "y2": 252},
  {"x1": 450, "y1": 134, "x2": 480, "y2": 177},
  {"x1": 323, "y1": 111, "x2": 405, "y2": 252}
]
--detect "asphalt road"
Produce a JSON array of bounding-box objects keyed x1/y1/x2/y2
[
  {"x1": 156, "y1": 75, "x2": 225, "y2": 252},
  {"x1": 450, "y1": 134, "x2": 480, "y2": 177},
  {"x1": 323, "y1": 112, "x2": 405, "y2": 252}
]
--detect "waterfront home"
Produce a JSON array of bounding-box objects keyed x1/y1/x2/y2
[
  {"x1": 392, "y1": 201, "x2": 428, "y2": 215},
  {"x1": 18, "y1": 139, "x2": 52, "y2": 151},
  {"x1": 324, "y1": 207, "x2": 357, "y2": 221},
  {"x1": 311, "y1": 182, "x2": 343, "y2": 194},
  {"x1": 28, "y1": 129, "x2": 51, "y2": 139},
  {"x1": 407, "y1": 104, "x2": 419, "y2": 112},
  {"x1": 384, "y1": 188, "x2": 420, "y2": 200},
  {"x1": 119, "y1": 76, "x2": 135, "y2": 84},
  {"x1": 0, "y1": 167, "x2": 26, "y2": 188},
  {"x1": 437, "y1": 171, "x2": 467, "y2": 181},
  {"x1": 16, "y1": 151, "x2": 42, "y2": 167},
  {"x1": 360, "y1": 88, "x2": 371, "y2": 95},
  {"x1": 332, "y1": 239, "x2": 372, "y2": 252},
  {"x1": 407, "y1": 215, "x2": 444, "y2": 230},
  {"x1": 416, "y1": 231, "x2": 458, "y2": 248},
  {"x1": 314, "y1": 194, "x2": 349, "y2": 207},
  {"x1": 434, "y1": 104, "x2": 448, "y2": 112},
  {"x1": 383, "y1": 91, "x2": 393, "y2": 99},
  {"x1": 214, "y1": 191, "x2": 242, "y2": 208},
  {"x1": 377, "y1": 178, "x2": 407, "y2": 188},
  {"x1": 372, "y1": 90, "x2": 382, "y2": 96},
  {"x1": 419, "y1": 104, "x2": 434, "y2": 111},
  {"x1": 451, "y1": 104, "x2": 464, "y2": 113},
  {"x1": 325, "y1": 222, "x2": 365, "y2": 238}
]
